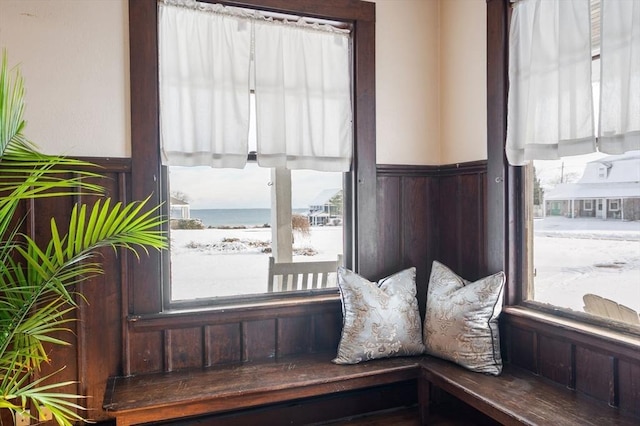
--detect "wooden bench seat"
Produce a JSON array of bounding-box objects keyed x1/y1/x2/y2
[
  {"x1": 419, "y1": 355, "x2": 639, "y2": 426},
  {"x1": 104, "y1": 354, "x2": 639, "y2": 426},
  {"x1": 103, "y1": 353, "x2": 420, "y2": 426}
]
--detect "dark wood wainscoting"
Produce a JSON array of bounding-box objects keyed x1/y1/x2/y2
[
  {"x1": 503, "y1": 308, "x2": 640, "y2": 417},
  {"x1": 16, "y1": 157, "x2": 639, "y2": 423},
  {"x1": 376, "y1": 162, "x2": 487, "y2": 317},
  {"x1": 125, "y1": 298, "x2": 343, "y2": 374},
  {"x1": 14, "y1": 158, "x2": 132, "y2": 422}
]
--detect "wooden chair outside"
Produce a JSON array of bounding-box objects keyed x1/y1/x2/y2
[
  {"x1": 583, "y1": 293, "x2": 640, "y2": 325},
  {"x1": 268, "y1": 256, "x2": 342, "y2": 292}
]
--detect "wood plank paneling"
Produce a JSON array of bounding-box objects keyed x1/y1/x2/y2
[
  {"x1": 618, "y1": 359, "x2": 640, "y2": 416},
  {"x1": 502, "y1": 310, "x2": 639, "y2": 413},
  {"x1": 206, "y1": 323, "x2": 242, "y2": 366},
  {"x1": 507, "y1": 326, "x2": 536, "y2": 372},
  {"x1": 129, "y1": 330, "x2": 164, "y2": 374},
  {"x1": 277, "y1": 316, "x2": 312, "y2": 357},
  {"x1": 575, "y1": 346, "x2": 614, "y2": 403},
  {"x1": 166, "y1": 327, "x2": 204, "y2": 371},
  {"x1": 76, "y1": 172, "x2": 125, "y2": 420},
  {"x1": 458, "y1": 173, "x2": 486, "y2": 280},
  {"x1": 402, "y1": 176, "x2": 436, "y2": 316},
  {"x1": 538, "y1": 334, "x2": 572, "y2": 387},
  {"x1": 437, "y1": 176, "x2": 460, "y2": 272},
  {"x1": 31, "y1": 190, "x2": 79, "y2": 415},
  {"x1": 313, "y1": 311, "x2": 343, "y2": 353},
  {"x1": 243, "y1": 319, "x2": 277, "y2": 361},
  {"x1": 376, "y1": 164, "x2": 486, "y2": 319},
  {"x1": 376, "y1": 175, "x2": 402, "y2": 278}
]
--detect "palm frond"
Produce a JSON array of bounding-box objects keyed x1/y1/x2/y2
[{"x1": 0, "y1": 52, "x2": 167, "y2": 424}]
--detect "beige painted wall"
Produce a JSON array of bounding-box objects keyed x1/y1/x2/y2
[
  {"x1": 0, "y1": 0, "x2": 130, "y2": 157},
  {"x1": 0, "y1": 0, "x2": 486, "y2": 164},
  {"x1": 374, "y1": 0, "x2": 441, "y2": 165},
  {"x1": 440, "y1": 0, "x2": 487, "y2": 164}
]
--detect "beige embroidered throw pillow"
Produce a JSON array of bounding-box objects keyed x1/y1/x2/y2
[
  {"x1": 333, "y1": 267, "x2": 425, "y2": 364},
  {"x1": 423, "y1": 261, "x2": 505, "y2": 375}
]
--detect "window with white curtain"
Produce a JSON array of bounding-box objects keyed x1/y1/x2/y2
[
  {"x1": 158, "y1": 0, "x2": 352, "y2": 302},
  {"x1": 511, "y1": 0, "x2": 640, "y2": 330}
]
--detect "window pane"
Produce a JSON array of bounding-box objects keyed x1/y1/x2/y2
[
  {"x1": 529, "y1": 152, "x2": 640, "y2": 327},
  {"x1": 168, "y1": 164, "x2": 344, "y2": 301}
]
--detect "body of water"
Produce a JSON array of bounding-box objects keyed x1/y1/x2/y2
[{"x1": 190, "y1": 208, "x2": 307, "y2": 227}]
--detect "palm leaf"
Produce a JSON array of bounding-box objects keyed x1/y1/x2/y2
[{"x1": 0, "y1": 52, "x2": 167, "y2": 424}]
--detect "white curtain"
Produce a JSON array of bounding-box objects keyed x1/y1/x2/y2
[
  {"x1": 158, "y1": 2, "x2": 353, "y2": 172},
  {"x1": 506, "y1": 0, "x2": 596, "y2": 165},
  {"x1": 598, "y1": 0, "x2": 640, "y2": 153},
  {"x1": 158, "y1": 2, "x2": 251, "y2": 168},
  {"x1": 253, "y1": 22, "x2": 353, "y2": 172}
]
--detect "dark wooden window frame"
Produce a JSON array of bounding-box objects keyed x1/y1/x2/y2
[
  {"x1": 128, "y1": 0, "x2": 376, "y2": 315},
  {"x1": 486, "y1": 0, "x2": 640, "y2": 337}
]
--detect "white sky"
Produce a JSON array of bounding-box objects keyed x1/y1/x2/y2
[
  {"x1": 169, "y1": 164, "x2": 343, "y2": 209},
  {"x1": 534, "y1": 151, "x2": 607, "y2": 188}
]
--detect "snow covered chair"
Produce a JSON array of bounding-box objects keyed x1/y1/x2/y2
[
  {"x1": 583, "y1": 294, "x2": 640, "y2": 325},
  {"x1": 267, "y1": 255, "x2": 343, "y2": 292}
]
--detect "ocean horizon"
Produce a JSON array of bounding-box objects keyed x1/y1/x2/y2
[{"x1": 188, "y1": 208, "x2": 308, "y2": 227}]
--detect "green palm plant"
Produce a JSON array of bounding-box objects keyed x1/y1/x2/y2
[{"x1": 0, "y1": 54, "x2": 166, "y2": 425}]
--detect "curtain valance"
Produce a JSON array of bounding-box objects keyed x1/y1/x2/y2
[
  {"x1": 158, "y1": 0, "x2": 353, "y2": 172},
  {"x1": 506, "y1": 0, "x2": 595, "y2": 165},
  {"x1": 506, "y1": 0, "x2": 639, "y2": 165}
]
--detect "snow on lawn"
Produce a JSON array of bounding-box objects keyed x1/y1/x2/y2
[
  {"x1": 169, "y1": 217, "x2": 640, "y2": 319},
  {"x1": 533, "y1": 217, "x2": 640, "y2": 313},
  {"x1": 170, "y1": 226, "x2": 343, "y2": 300}
]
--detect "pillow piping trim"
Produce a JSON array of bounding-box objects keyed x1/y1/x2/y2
[{"x1": 487, "y1": 271, "x2": 505, "y2": 372}]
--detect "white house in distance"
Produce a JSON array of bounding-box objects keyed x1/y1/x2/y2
[
  {"x1": 170, "y1": 196, "x2": 191, "y2": 220},
  {"x1": 308, "y1": 188, "x2": 342, "y2": 226},
  {"x1": 544, "y1": 151, "x2": 640, "y2": 221}
]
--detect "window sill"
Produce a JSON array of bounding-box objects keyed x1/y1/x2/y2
[
  {"x1": 503, "y1": 306, "x2": 640, "y2": 361},
  {"x1": 128, "y1": 293, "x2": 342, "y2": 331}
]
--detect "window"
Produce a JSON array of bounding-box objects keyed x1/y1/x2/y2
[
  {"x1": 488, "y1": 0, "x2": 639, "y2": 333},
  {"x1": 523, "y1": 1, "x2": 640, "y2": 329},
  {"x1": 598, "y1": 164, "x2": 609, "y2": 179},
  {"x1": 128, "y1": 0, "x2": 376, "y2": 315}
]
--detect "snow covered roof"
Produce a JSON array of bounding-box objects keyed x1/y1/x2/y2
[
  {"x1": 545, "y1": 182, "x2": 640, "y2": 200},
  {"x1": 170, "y1": 196, "x2": 189, "y2": 206},
  {"x1": 309, "y1": 188, "x2": 341, "y2": 206},
  {"x1": 579, "y1": 150, "x2": 640, "y2": 184}
]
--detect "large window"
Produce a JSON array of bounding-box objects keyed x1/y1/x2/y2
[
  {"x1": 128, "y1": 0, "x2": 376, "y2": 315},
  {"x1": 522, "y1": 0, "x2": 640, "y2": 330},
  {"x1": 488, "y1": 0, "x2": 639, "y2": 334}
]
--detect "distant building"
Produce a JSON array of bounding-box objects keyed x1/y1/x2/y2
[
  {"x1": 170, "y1": 196, "x2": 190, "y2": 219},
  {"x1": 308, "y1": 188, "x2": 342, "y2": 226},
  {"x1": 544, "y1": 151, "x2": 640, "y2": 220}
]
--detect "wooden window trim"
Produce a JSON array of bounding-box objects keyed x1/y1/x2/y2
[{"x1": 128, "y1": 0, "x2": 376, "y2": 315}]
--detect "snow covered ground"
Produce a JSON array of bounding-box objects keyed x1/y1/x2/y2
[
  {"x1": 170, "y1": 226, "x2": 343, "y2": 300},
  {"x1": 170, "y1": 217, "x2": 640, "y2": 322},
  {"x1": 533, "y1": 217, "x2": 640, "y2": 314}
]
